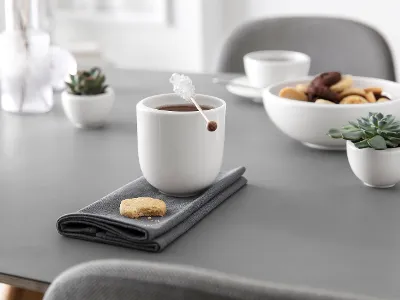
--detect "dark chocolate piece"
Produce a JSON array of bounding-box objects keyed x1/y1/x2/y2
[{"x1": 307, "y1": 85, "x2": 340, "y2": 103}]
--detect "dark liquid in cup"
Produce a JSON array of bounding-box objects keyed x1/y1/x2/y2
[{"x1": 156, "y1": 104, "x2": 214, "y2": 112}]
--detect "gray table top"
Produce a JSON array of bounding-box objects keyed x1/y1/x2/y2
[{"x1": 0, "y1": 69, "x2": 399, "y2": 299}]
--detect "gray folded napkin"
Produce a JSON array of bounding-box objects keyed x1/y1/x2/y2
[{"x1": 57, "y1": 167, "x2": 247, "y2": 252}]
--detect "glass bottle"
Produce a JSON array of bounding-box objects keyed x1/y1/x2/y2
[{"x1": 0, "y1": 0, "x2": 54, "y2": 114}]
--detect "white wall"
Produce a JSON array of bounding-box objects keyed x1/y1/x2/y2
[
  {"x1": 201, "y1": 0, "x2": 248, "y2": 72},
  {"x1": 98, "y1": 0, "x2": 204, "y2": 72},
  {"x1": 54, "y1": 0, "x2": 205, "y2": 72},
  {"x1": 54, "y1": 0, "x2": 244, "y2": 73}
]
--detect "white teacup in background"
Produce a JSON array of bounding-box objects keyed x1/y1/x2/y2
[
  {"x1": 244, "y1": 50, "x2": 310, "y2": 88},
  {"x1": 137, "y1": 93, "x2": 226, "y2": 196}
]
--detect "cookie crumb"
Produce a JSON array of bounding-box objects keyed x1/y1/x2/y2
[{"x1": 148, "y1": 217, "x2": 152, "y2": 220}]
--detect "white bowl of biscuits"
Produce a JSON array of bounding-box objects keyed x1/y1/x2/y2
[{"x1": 263, "y1": 72, "x2": 400, "y2": 150}]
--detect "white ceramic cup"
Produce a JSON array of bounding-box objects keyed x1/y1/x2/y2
[
  {"x1": 136, "y1": 93, "x2": 226, "y2": 196},
  {"x1": 244, "y1": 50, "x2": 310, "y2": 88}
]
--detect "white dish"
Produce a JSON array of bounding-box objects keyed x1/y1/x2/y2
[
  {"x1": 263, "y1": 76, "x2": 400, "y2": 150},
  {"x1": 226, "y1": 76, "x2": 262, "y2": 102}
]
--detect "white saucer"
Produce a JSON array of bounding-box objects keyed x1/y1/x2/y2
[{"x1": 226, "y1": 76, "x2": 262, "y2": 102}]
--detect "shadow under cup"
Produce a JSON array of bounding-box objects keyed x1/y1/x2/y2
[{"x1": 136, "y1": 93, "x2": 226, "y2": 197}]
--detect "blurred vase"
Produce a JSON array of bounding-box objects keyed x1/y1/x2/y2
[
  {"x1": 1, "y1": 0, "x2": 76, "y2": 114},
  {"x1": 1, "y1": 30, "x2": 53, "y2": 113}
]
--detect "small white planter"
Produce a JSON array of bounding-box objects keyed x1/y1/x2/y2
[
  {"x1": 347, "y1": 141, "x2": 400, "y2": 188},
  {"x1": 61, "y1": 88, "x2": 115, "y2": 128}
]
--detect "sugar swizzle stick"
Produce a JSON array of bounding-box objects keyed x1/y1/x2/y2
[{"x1": 170, "y1": 73, "x2": 218, "y2": 132}]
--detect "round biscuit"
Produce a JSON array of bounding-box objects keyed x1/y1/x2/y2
[
  {"x1": 315, "y1": 99, "x2": 335, "y2": 104},
  {"x1": 377, "y1": 98, "x2": 390, "y2": 103},
  {"x1": 330, "y1": 75, "x2": 353, "y2": 92},
  {"x1": 339, "y1": 88, "x2": 366, "y2": 99},
  {"x1": 340, "y1": 95, "x2": 368, "y2": 104},
  {"x1": 279, "y1": 87, "x2": 307, "y2": 101},
  {"x1": 365, "y1": 91, "x2": 376, "y2": 103},
  {"x1": 295, "y1": 83, "x2": 309, "y2": 93},
  {"x1": 365, "y1": 87, "x2": 383, "y2": 94}
]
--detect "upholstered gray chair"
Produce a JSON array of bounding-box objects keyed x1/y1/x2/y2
[
  {"x1": 217, "y1": 17, "x2": 396, "y2": 81},
  {"x1": 44, "y1": 260, "x2": 379, "y2": 300}
]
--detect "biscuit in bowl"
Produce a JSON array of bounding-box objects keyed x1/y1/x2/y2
[
  {"x1": 315, "y1": 99, "x2": 335, "y2": 104},
  {"x1": 340, "y1": 95, "x2": 368, "y2": 104},
  {"x1": 330, "y1": 75, "x2": 353, "y2": 92},
  {"x1": 278, "y1": 72, "x2": 392, "y2": 105},
  {"x1": 279, "y1": 87, "x2": 307, "y2": 101}
]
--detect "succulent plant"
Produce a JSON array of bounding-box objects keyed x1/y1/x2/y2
[
  {"x1": 328, "y1": 112, "x2": 400, "y2": 150},
  {"x1": 66, "y1": 67, "x2": 108, "y2": 96}
]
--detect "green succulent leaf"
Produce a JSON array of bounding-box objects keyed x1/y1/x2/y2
[
  {"x1": 388, "y1": 137, "x2": 400, "y2": 144},
  {"x1": 342, "y1": 130, "x2": 364, "y2": 141},
  {"x1": 101, "y1": 85, "x2": 108, "y2": 93},
  {"x1": 363, "y1": 116, "x2": 370, "y2": 121},
  {"x1": 349, "y1": 121, "x2": 359, "y2": 128},
  {"x1": 385, "y1": 132, "x2": 400, "y2": 138},
  {"x1": 367, "y1": 135, "x2": 387, "y2": 150},
  {"x1": 327, "y1": 128, "x2": 342, "y2": 138},
  {"x1": 65, "y1": 82, "x2": 74, "y2": 90},
  {"x1": 90, "y1": 67, "x2": 101, "y2": 75},
  {"x1": 66, "y1": 67, "x2": 108, "y2": 95},
  {"x1": 371, "y1": 115, "x2": 379, "y2": 127},
  {"x1": 376, "y1": 112, "x2": 384, "y2": 120},
  {"x1": 358, "y1": 123, "x2": 372, "y2": 131},
  {"x1": 354, "y1": 139, "x2": 370, "y2": 149},
  {"x1": 378, "y1": 120, "x2": 387, "y2": 128},
  {"x1": 343, "y1": 125, "x2": 357, "y2": 130},
  {"x1": 386, "y1": 140, "x2": 398, "y2": 148},
  {"x1": 364, "y1": 130, "x2": 376, "y2": 138},
  {"x1": 69, "y1": 74, "x2": 76, "y2": 85},
  {"x1": 386, "y1": 123, "x2": 400, "y2": 130},
  {"x1": 383, "y1": 115, "x2": 395, "y2": 127}
]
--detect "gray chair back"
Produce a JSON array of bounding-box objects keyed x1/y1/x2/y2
[
  {"x1": 217, "y1": 17, "x2": 395, "y2": 80},
  {"x1": 44, "y1": 260, "x2": 380, "y2": 300}
]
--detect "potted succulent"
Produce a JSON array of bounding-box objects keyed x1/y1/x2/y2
[
  {"x1": 62, "y1": 67, "x2": 114, "y2": 128},
  {"x1": 328, "y1": 112, "x2": 400, "y2": 188}
]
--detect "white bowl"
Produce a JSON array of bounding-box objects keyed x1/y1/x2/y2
[
  {"x1": 263, "y1": 76, "x2": 400, "y2": 150},
  {"x1": 62, "y1": 88, "x2": 115, "y2": 129},
  {"x1": 347, "y1": 141, "x2": 400, "y2": 188}
]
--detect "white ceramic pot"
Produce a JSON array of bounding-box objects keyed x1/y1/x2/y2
[
  {"x1": 136, "y1": 93, "x2": 226, "y2": 197},
  {"x1": 263, "y1": 76, "x2": 400, "y2": 150},
  {"x1": 61, "y1": 88, "x2": 115, "y2": 128},
  {"x1": 347, "y1": 141, "x2": 400, "y2": 188}
]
